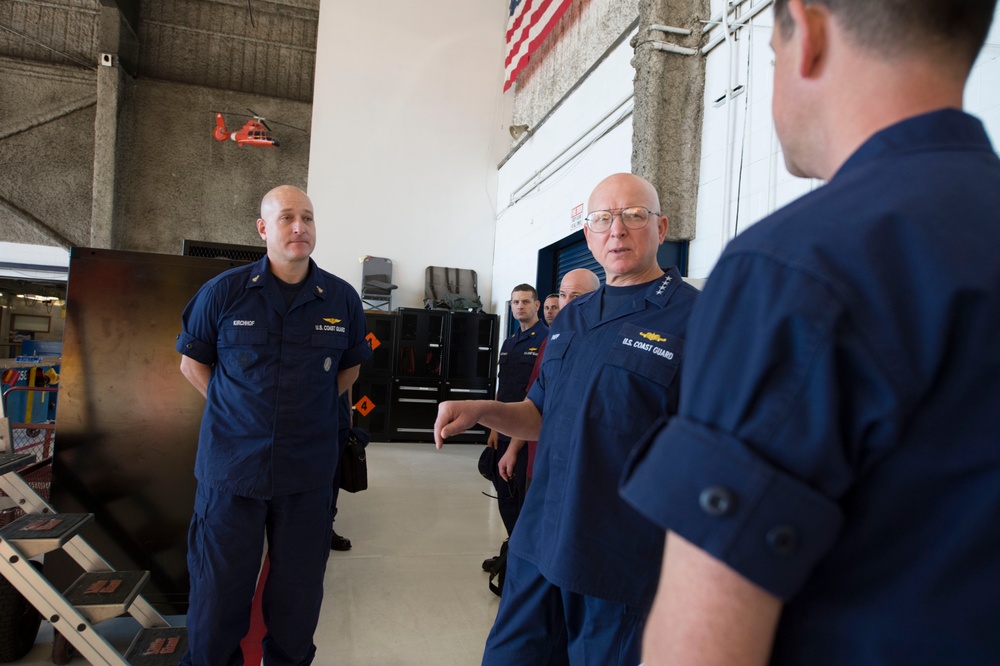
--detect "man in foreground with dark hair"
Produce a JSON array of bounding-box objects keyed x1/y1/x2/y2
[{"x1": 620, "y1": 1, "x2": 1000, "y2": 664}]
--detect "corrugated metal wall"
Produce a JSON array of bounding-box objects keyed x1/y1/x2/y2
[
  {"x1": 139, "y1": 0, "x2": 318, "y2": 101},
  {"x1": 0, "y1": 0, "x2": 319, "y2": 101},
  {"x1": 0, "y1": 0, "x2": 99, "y2": 69}
]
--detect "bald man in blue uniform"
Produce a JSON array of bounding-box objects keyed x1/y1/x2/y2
[
  {"x1": 176, "y1": 185, "x2": 370, "y2": 666},
  {"x1": 436, "y1": 173, "x2": 698, "y2": 665},
  {"x1": 620, "y1": 1, "x2": 1000, "y2": 664}
]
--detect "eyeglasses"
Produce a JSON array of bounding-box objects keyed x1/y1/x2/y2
[{"x1": 584, "y1": 207, "x2": 660, "y2": 233}]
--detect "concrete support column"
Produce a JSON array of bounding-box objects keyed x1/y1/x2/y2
[
  {"x1": 631, "y1": 0, "x2": 708, "y2": 241},
  {"x1": 90, "y1": 59, "x2": 124, "y2": 249},
  {"x1": 90, "y1": 4, "x2": 136, "y2": 249}
]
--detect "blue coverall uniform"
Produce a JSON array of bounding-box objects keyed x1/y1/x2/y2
[
  {"x1": 622, "y1": 110, "x2": 1000, "y2": 664},
  {"x1": 484, "y1": 267, "x2": 698, "y2": 665},
  {"x1": 176, "y1": 256, "x2": 370, "y2": 666},
  {"x1": 493, "y1": 318, "x2": 548, "y2": 535}
]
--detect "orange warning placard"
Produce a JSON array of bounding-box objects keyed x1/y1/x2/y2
[
  {"x1": 355, "y1": 395, "x2": 375, "y2": 417},
  {"x1": 365, "y1": 332, "x2": 381, "y2": 351}
]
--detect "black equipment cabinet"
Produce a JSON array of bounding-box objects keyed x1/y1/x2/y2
[
  {"x1": 396, "y1": 309, "x2": 447, "y2": 379},
  {"x1": 355, "y1": 308, "x2": 497, "y2": 443},
  {"x1": 351, "y1": 312, "x2": 397, "y2": 440}
]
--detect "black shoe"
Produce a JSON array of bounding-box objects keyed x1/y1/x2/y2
[
  {"x1": 331, "y1": 530, "x2": 352, "y2": 551},
  {"x1": 482, "y1": 556, "x2": 498, "y2": 572}
]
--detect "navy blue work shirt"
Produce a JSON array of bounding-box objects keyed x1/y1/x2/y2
[
  {"x1": 622, "y1": 110, "x2": 1000, "y2": 662},
  {"x1": 513, "y1": 267, "x2": 699, "y2": 608},
  {"x1": 176, "y1": 256, "x2": 371, "y2": 499},
  {"x1": 496, "y1": 318, "x2": 548, "y2": 403}
]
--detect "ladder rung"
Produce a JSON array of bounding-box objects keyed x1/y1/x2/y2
[
  {"x1": 0, "y1": 513, "x2": 93, "y2": 557},
  {"x1": 123, "y1": 626, "x2": 188, "y2": 665},
  {"x1": 0, "y1": 452, "x2": 38, "y2": 476},
  {"x1": 64, "y1": 570, "x2": 150, "y2": 624}
]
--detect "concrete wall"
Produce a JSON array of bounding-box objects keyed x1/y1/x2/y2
[
  {"x1": 0, "y1": 56, "x2": 312, "y2": 255},
  {"x1": 115, "y1": 79, "x2": 313, "y2": 253},
  {"x1": 510, "y1": 0, "x2": 638, "y2": 130},
  {"x1": 307, "y1": 0, "x2": 511, "y2": 309},
  {"x1": 0, "y1": 57, "x2": 96, "y2": 248}
]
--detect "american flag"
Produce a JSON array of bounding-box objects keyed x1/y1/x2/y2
[{"x1": 504, "y1": 0, "x2": 574, "y2": 92}]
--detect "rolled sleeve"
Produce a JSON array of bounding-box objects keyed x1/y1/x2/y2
[
  {"x1": 621, "y1": 416, "x2": 843, "y2": 600},
  {"x1": 175, "y1": 330, "x2": 216, "y2": 365}
]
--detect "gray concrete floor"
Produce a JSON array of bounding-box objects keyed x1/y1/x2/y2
[{"x1": 16, "y1": 442, "x2": 505, "y2": 664}]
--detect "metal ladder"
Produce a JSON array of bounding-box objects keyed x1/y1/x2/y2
[{"x1": 0, "y1": 451, "x2": 187, "y2": 665}]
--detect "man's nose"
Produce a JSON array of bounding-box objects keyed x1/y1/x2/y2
[{"x1": 609, "y1": 213, "x2": 628, "y2": 236}]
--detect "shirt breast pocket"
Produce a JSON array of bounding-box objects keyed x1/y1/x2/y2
[
  {"x1": 219, "y1": 326, "x2": 269, "y2": 380},
  {"x1": 540, "y1": 333, "x2": 574, "y2": 383},
  {"x1": 599, "y1": 324, "x2": 683, "y2": 427},
  {"x1": 310, "y1": 333, "x2": 349, "y2": 383}
]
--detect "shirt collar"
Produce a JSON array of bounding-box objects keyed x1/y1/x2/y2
[
  {"x1": 834, "y1": 109, "x2": 991, "y2": 181},
  {"x1": 246, "y1": 256, "x2": 327, "y2": 300}
]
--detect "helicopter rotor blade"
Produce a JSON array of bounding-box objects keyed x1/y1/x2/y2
[
  {"x1": 244, "y1": 107, "x2": 272, "y2": 130},
  {"x1": 264, "y1": 119, "x2": 307, "y2": 132}
]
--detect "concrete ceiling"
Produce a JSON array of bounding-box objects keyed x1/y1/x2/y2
[{"x1": 0, "y1": 0, "x2": 319, "y2": 101}]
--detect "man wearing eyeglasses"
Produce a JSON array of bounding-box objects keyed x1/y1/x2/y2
[{"x1": 436, "y1": 173, "x2": 699, "y2": 665}]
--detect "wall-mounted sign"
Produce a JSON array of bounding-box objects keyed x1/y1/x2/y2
[{"x1": 571, "y1": 203, "x2": 584, "y2": 230}]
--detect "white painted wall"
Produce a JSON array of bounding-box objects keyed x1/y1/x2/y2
[
  {"x1": 691, "y1": 0, "x2": 1000, "y2": 278},
  {"x1": 307, "y1": 1, "x2": 512, "y2": 311},
  {"x1": 493, "y1": 36, "x2": 636, "y2": 322},
  {"x1": 495, "y1": 0, "x2": 1000, "y2": 290}
]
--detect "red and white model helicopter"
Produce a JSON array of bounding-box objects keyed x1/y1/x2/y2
[{"x1": 212, "y1": 109, "x2": 304, "y2": 148}]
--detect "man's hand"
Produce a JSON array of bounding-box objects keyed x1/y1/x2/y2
[
  {"x1": 435, "y1": 400, "x2": 485, "y2": 449},
  {"x1": 498, "y1": 439, "x2": 526, "y2": 481},
  {"x1": 487, "y1": 429, "x2": 499, "y2": 449},
  {"x1": 498, "y1": 446, "x2": 516, "y2": 481},
  {"x1": 435, "y1": 399, "x2": 543, "y2": 450}
]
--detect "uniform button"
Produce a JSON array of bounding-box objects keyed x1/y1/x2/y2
[
  {"x1": 699, "y1": 485, "x2": 735, "y2": 516},
  {"x1": 186, "y1": 343, "x2": 193, "y2": 349},
  {"x1": 766, "y1": 525, "x2": 798, "y2": 556}
]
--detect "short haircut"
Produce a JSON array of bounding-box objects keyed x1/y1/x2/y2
[
  {"x1": 545, "y1": 294, "x2": 559, "y2": 301},
  {"x1": 511, "y1": 284, "x2": 539, "y2": 301},
  {"x1": 773, "y1": 0, "x2": 997, "y2": 68}
]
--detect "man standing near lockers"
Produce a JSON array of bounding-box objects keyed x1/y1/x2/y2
[
  {"x1": 481, "y1": 284, "x2": 548, "y2": 573},
  {"x1": 176, "y1": 185, "x2": 370, "y2": 666},
  {"x1": 436, "y1": 173, "x2": 699, "y2": 665},
  {"x1": 620, "y1": 0, "x2": 1000, "y2": 663},
  {"x1": 498, "y1": 269, "x2": 602, "y2": 490}
]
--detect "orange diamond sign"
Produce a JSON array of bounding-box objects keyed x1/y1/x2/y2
[
  {"x1": 355, "y1": 395, "x2": 375, "y2": 417},
  {"x1": 365, "y1": 332, "x2": 381, "y2": 351}
]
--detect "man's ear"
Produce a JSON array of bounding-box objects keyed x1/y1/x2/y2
[
  {"x1": 657, "y1": 214, "x2": 669, "y2": 244},
  {"x1": 787, "y1": 0, "x2": 828, "y2": 79},
  {"x1": 256, "y1": 218, "x2": 267, "y2": 239}
]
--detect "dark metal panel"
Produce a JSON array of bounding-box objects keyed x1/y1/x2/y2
[{"x1": 47, "y1": 247, "x2": 246, "y2": 613}]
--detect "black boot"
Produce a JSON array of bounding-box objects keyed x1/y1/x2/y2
[{"x1": 331, "y1": 530, "x2": 352, "y2": 551}]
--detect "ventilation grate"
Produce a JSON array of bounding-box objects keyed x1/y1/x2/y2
[{"x1": 182, "y1": 240, "x2": 266, "y2": 263}]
